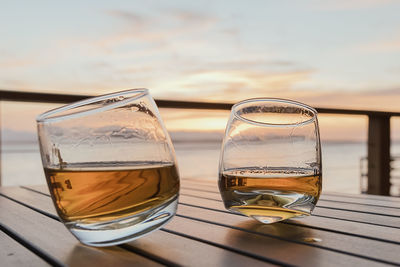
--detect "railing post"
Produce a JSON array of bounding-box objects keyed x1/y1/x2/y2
[
  {"x1": 367, "y1": 115, "x2": 391, "y2": 195},
  {"x1": 0, "y1": 101, "x2": 2, "y2": 187}
]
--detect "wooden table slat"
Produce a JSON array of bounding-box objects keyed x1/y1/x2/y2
[
  {"x1": 25, "y1": 181, "x2": 400, "y2": 207},
  {"x1": 181, "y1": 181, "x2": 400, "y2": 210},
  {"x1": 179, "y1": 194, "x2": 400, "y2": 244},
  {"x1": 0, "y1": 230, "x2": 50, "y2": 267},
  {"x1": 180, "y1": 185, "x2": 400, "y2": 217},
  {"x1": 166, "y1": 216, "x2": 389, "y2": 266},
  {"x1": 21, "y1": 185, "x2": 50, "y2": 196},
  {"x1": 180, "y1": 189, "x2": 400, "y2": 231},
  {"x1": 125, "y1": 230, "x2": 275, "y2": 267},
  {"x1": 0, "y1": 193, "x2": 163, "y2": 266},
  {"x1": 318, "y1": 195, "x2": 400, "y2": 209},
  {"x1": 323, "y1": 191, "x2": 400, "y2": 203},
  {"x1": 176, "y1": 203, "x2": 400, "y2": 264},
  {"x1": 312, "y1": 207, "x2": 400, "y2": 228},
  {"x1": 22, "y1": 185, "x2": 400, "y2": 237},
  {"x1": 182, "y1": 178, "x2": 400, "y2": 204},
  {"x1": 11, "y1": 186, "x2": 400, "y2": 266},
  {"x1": 6, "y1": 184, "x2": 400, "y2": 267},
  {"x1": 2, "y1": 187, "x2": 273, "y2": 267}
]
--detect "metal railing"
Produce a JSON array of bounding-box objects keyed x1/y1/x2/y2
[
  {"x1": 360, "y1": 156, "x2": 400, "y2": 196},
  {"x1": 1, "y1": 90, "x2": 400, "y2": 195}
]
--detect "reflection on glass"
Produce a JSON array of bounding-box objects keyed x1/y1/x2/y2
[
  {"x1": 37, "y1": 89, "x2": 179, "y2": 246},
  {"x1": 219, "y1": 98, "x2": 322, "y2": 224}
]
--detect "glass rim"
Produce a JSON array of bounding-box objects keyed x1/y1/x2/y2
[
  {"x1": 232, "y1": 97, "x2": 318, "y2": 127},
  {"x1": 36, "y1": 88, "x2": 149, "y2": 123}
]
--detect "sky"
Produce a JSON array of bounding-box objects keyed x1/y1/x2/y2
[{"x1": 1, "y1": 0, "x2": 400, "y2": 140}]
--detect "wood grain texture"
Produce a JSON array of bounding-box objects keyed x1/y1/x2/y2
[
  {"x1": 21, "y1": 184, "x2": 400, "y2": 238},
  {"x1": 179, "y1": 194, "x2": 400, "y2": 244},
  {"x1": 182, "y1": 178, "x2": 400, "y2": 203},
  {"x1": 126, "y1": 230, "x2": 274, "y2": 267},
  {"x1": 0, "y1": 194, "x2": 162, "y2": 266},
  {"x1": 182, "y1": 180, "x2": 400, "y2": 209},
  {"x1": 22, "y1": 185, "x2": 50, "y2": 196},
  {"x1": 3, "y1": 187, "x2": 273, "y2": 267},
  {"x1": 10, "y1": 186, "x2": 400, "y2": 266},
  {"x1": 0, "y1": 231, "x2": 50, "y2": 267},
  {"x1": 165, "y1": 216, "x2": 389, "y2": 267},
  {"x1": 319, "y1": 195, "x2": 400, "y2": 208},
  {"x1": 25, "y1": 181, "x2": 400, "y2": 205},
  {"x1": 176, "y1": 203, "x2": 400, "y2": 264},
  {"x1": 180, "y1": 184, "x2": 400, "y2": 217},
  {"x1": 322, "y1": 191, "x2": 400, "y2": 202}
]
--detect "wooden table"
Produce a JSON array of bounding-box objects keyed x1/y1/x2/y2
[{"x1": 0, "y1": 179, "x2": 399, "y2": 267}]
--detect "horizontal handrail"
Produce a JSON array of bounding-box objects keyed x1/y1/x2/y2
[
  {"x1": 1, "y1": 90, "x2": 400, "y2": 116},
  {"x1": 0, "y1": 89, "x2": 399, "y2": 195}
]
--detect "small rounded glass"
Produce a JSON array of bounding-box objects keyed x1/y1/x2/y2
[
  {"x1": 37, "y1": 89, "x2": 179, "y2": 246},
  {"x1": 218, "y1": 98, "x2": 322, "y2": 224}
]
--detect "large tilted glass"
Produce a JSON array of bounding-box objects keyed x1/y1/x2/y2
[
  {"x1": 37, "y1": 89, "x2": 179, "y2": 246},
  {"x1": 218, "y1": 98, "x2": 322, "y2": 224}
]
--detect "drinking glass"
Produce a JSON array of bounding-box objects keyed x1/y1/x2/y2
[
  {"x1": 36, "y1": 89, "x2": 179, "y2": 246},
  {"x1": 218, "y1": 98, "x2": 322, "y2": 224}
]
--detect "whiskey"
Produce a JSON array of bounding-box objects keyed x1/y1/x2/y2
[
  {"x1": 219, "y1": 168, "x2": 321, "y2": 223},
  {"x1": 45, "y1": 163, "x2": 179, "y2": 224}
]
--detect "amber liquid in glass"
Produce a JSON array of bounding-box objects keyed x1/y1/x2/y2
[
  {"x1": 45, "y1": 163, "x2": 179, "y2": 224},
  {"x1": 219, "y1": 168, "x2": 321, "y2": 223}
]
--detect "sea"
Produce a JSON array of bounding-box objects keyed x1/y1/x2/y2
[{"x1": 2, "y1": 140, "x2": 400, "y2": 195}]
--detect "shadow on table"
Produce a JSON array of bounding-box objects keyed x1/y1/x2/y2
[
  {"x1": 222, "y1": 220, "x2": 324, "y2": 264},
  {"x1": 65, "y1": 245, "x2": 145, "y2": 266},
  {"x1": 229, "y1": 219, "x2": 322, "y2": 243}
]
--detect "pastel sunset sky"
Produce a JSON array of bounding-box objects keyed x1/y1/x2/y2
[{"x1": 1, "y1": 0, "x2": 400, "y2": 140}]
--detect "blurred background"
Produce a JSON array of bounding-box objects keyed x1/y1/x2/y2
[{"x1": 1, "y1": 0, "x2": 400, "y2": 194}]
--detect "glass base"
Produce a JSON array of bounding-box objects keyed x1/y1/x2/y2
[
  {"x1": 65, "y1": 197, "x2": 178, "y2": 247},
  {"x1": 230, "y1": 205, "x2": 310, "y2": 224}
]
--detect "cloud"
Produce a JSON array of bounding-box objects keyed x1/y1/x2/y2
[
  {"x1": 157, "y1": 68, "x2": 314, "y2": 101},
  {"x1": 293, "y1": 87, "x2": 400, "y2": 111},
  {"x1": 99, "y1": 8, "x2": 218, "y2": 47},
  {"x1": 0, "y1": 51, "x2": 40, "y2": 68},
  {"x1": 182, "y1": 60, "x2": 298, "y2": 74},
  {"x1": 153, "y1": 61, "x2": 400, "y2": 112},
  {"x1": 167, "y1": 9, "x2": 217, "y2": 25},
  {"x1": 0, "y1": 7, "x2": 240, "y2": 94},
  {"x1": 107, "y1": 8, "x2": 216, "y2": 26},
  {"x1": 106, "y1": 10, "x2": 147, "y2": 26},
  {"x1": 311, "y1": 0, "x2": 395, "y2": 11},
  {"x1": 362, "y1": 88, "x2": 400, "y2": 96},
  {"x1": 0, "y1": 79, "x2": 34, "y2": 90},
  {"x1": 357, "y1": 39, "x2": 400, "y2": 53},
  {"x1": 0, "y1": 58, "x2": 36, "y2": 68}
]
